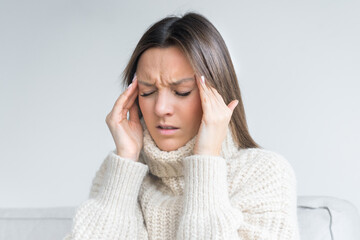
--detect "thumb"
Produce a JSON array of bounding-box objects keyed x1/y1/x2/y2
[{"x1": 227, "y1": 100, "x2": 239, "y2": 112}]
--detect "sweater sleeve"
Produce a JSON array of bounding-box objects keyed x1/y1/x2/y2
[
  {"x1": 176, "y1": 152, "x2": 299, "y2": 240},
  {"x1": 63, "y1": 150, "x2": 149, "y2": 240}
]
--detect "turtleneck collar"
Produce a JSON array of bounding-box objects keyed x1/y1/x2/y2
[{"x1": 139, "y1": 119, "x2": 239, "y2": 178}]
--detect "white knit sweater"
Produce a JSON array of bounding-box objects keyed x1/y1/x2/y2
[{"x1": 63, "y1": 124, "x2": 300, "y2": 240}]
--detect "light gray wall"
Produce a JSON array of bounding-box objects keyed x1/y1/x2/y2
[{"x1": 1, "y1": 0, "x2": 359, "y2": 211}]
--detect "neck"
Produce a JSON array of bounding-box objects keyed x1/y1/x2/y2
[{"x1": 139, "y1": 118, "x2": 239, "y2": 178}]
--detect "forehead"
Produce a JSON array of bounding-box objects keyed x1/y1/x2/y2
[{"x1": 136, "y1": 46, "x2": 195, "y2": 86}]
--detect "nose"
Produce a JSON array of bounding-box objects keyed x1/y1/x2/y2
[{"x1": 154, "y1": 90, "x2": 174, "y2": 117}]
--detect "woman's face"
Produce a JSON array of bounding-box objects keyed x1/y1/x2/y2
[{"x1": 136, "y1": 46, "x2": 203, "y2": 151}]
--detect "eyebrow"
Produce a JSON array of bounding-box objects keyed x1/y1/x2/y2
[{"x1": 138, "y1": 77, "x2": 195, "y2": 87}]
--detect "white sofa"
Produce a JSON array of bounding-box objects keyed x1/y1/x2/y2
[{"x1": 1, "y1": 196, "x2": 359, "y2": 240}]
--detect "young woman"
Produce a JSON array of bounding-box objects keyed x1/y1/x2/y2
[{"x1": 64, "y1": 12, "x2": 300, "y2": 240}]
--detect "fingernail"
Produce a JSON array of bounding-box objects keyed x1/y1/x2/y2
[
  {"x1": 201, "y1": 75, "x2": 205, "y2": 84},
  {"x1": 127, "y1": 83, "x2": 133, "y2": 89},
  {"x1": 132, "y1": 73, "x2": 137, "y2": 82}
]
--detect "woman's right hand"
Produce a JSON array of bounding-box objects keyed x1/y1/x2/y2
[{"x1": 105, "y1": 74, "x2": 143, "y2": 162}]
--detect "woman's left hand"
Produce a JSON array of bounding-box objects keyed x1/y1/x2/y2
[{"x1": 193, "y1": 75, "x2": 239, "y2": 156}]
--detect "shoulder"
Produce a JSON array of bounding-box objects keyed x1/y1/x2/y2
[
  {"x1": 227, "y1": 148, "x2": 298, "y2": 217},
  {"x1": 228, "y1": 148, "x2": 297, "y2": 187}
]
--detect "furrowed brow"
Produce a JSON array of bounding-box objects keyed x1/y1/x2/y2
[
  {"x1": 137, "y1": 80, "x2": 154, "y2": 87},
  {"x1": 170, "y1": 77, "x2": 195, "y2": 86},
  {"x1": 138, "y1": 77, "x2": 195, "y2": 87}
]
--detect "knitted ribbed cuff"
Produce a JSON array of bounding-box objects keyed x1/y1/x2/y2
[
  {"x1": 182, "y1": 155, "x2": 231, "y2": 210},
  {"x1": 97, "y1": 151, "x2": 149, "y2": 212}
]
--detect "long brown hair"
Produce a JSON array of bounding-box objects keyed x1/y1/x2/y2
[{"x1": 122, "y1": 12, "x2": 261, "y2": 149}]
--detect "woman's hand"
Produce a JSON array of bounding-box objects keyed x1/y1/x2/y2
[
  {"x1": 193, "y1": 75, "x2": 239, "y2": 156},
  {"x1": 105, "y1": 74, "x2": 143, "y2": 162}
]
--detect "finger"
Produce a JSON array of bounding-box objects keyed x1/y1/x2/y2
[
  {"x1": 112, "y1": 76, "x2": 138, "y2": 117},
  {"x1": 196, "y1": 75, "x2": 212, "y2": 105},
  {"x1": 123, "y1": 87, "x2": 138, "y2": 111},
  {"x1": 202, "y1": 76, "x2": 224, "y2": 108},
  {"x1": 199, "y1": 77, "x2": 226, "y2": 109},
  {"x1": 117, "y1": 88, "x2": 139, "y2": 121},
  {"x1": 201, "y1": 80, "x2": 236, "y2": 117},
  {"x1": 211, "y1": 87, "x2": 228, "y2": 106},
  {"x1": 227, "y1": 99, "x2": 239, "y2": 112},
  {"x1": 197, "y1": 76, "x2": 216, "y2": 119},
  {"x1": 117, "y1": 76, "x2": 137, "y2": 105},
  {"x1": 199, "y1": 75, "x2": 212, "y2": 97}
]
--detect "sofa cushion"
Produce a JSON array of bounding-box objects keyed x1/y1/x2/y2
[
  {"x1": 0, "y1": 207, "x2": 74, "y2": 240},
  {"x1": 0, "y1": 196, "x2": 359, "y2": 240},
  {"x1": 297, "y1": 196, "x2": 360, "y2": 240}
]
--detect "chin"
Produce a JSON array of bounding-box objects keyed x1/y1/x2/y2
[{"x1": 155, "y1": 138, "x2": 184, "y2": 152}]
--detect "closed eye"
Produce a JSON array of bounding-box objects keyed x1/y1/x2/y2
[
  {"x1": 140, "y1": 91, "x2": 192, "y2": 97},
  {"x1": 176, "y1": 91, "x2": 191, "y2": 97},
  {"x1": 140, "y1": 91, "x2": 154, "y2": 97}
]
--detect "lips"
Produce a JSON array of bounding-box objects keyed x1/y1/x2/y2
[{"x1": 157, "y1": 124, "x2": 179, "y2": 129}]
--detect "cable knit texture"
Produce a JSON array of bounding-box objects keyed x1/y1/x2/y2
[{"x1": 63, "y1": 121, "x2": 300, "y2": 240}]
